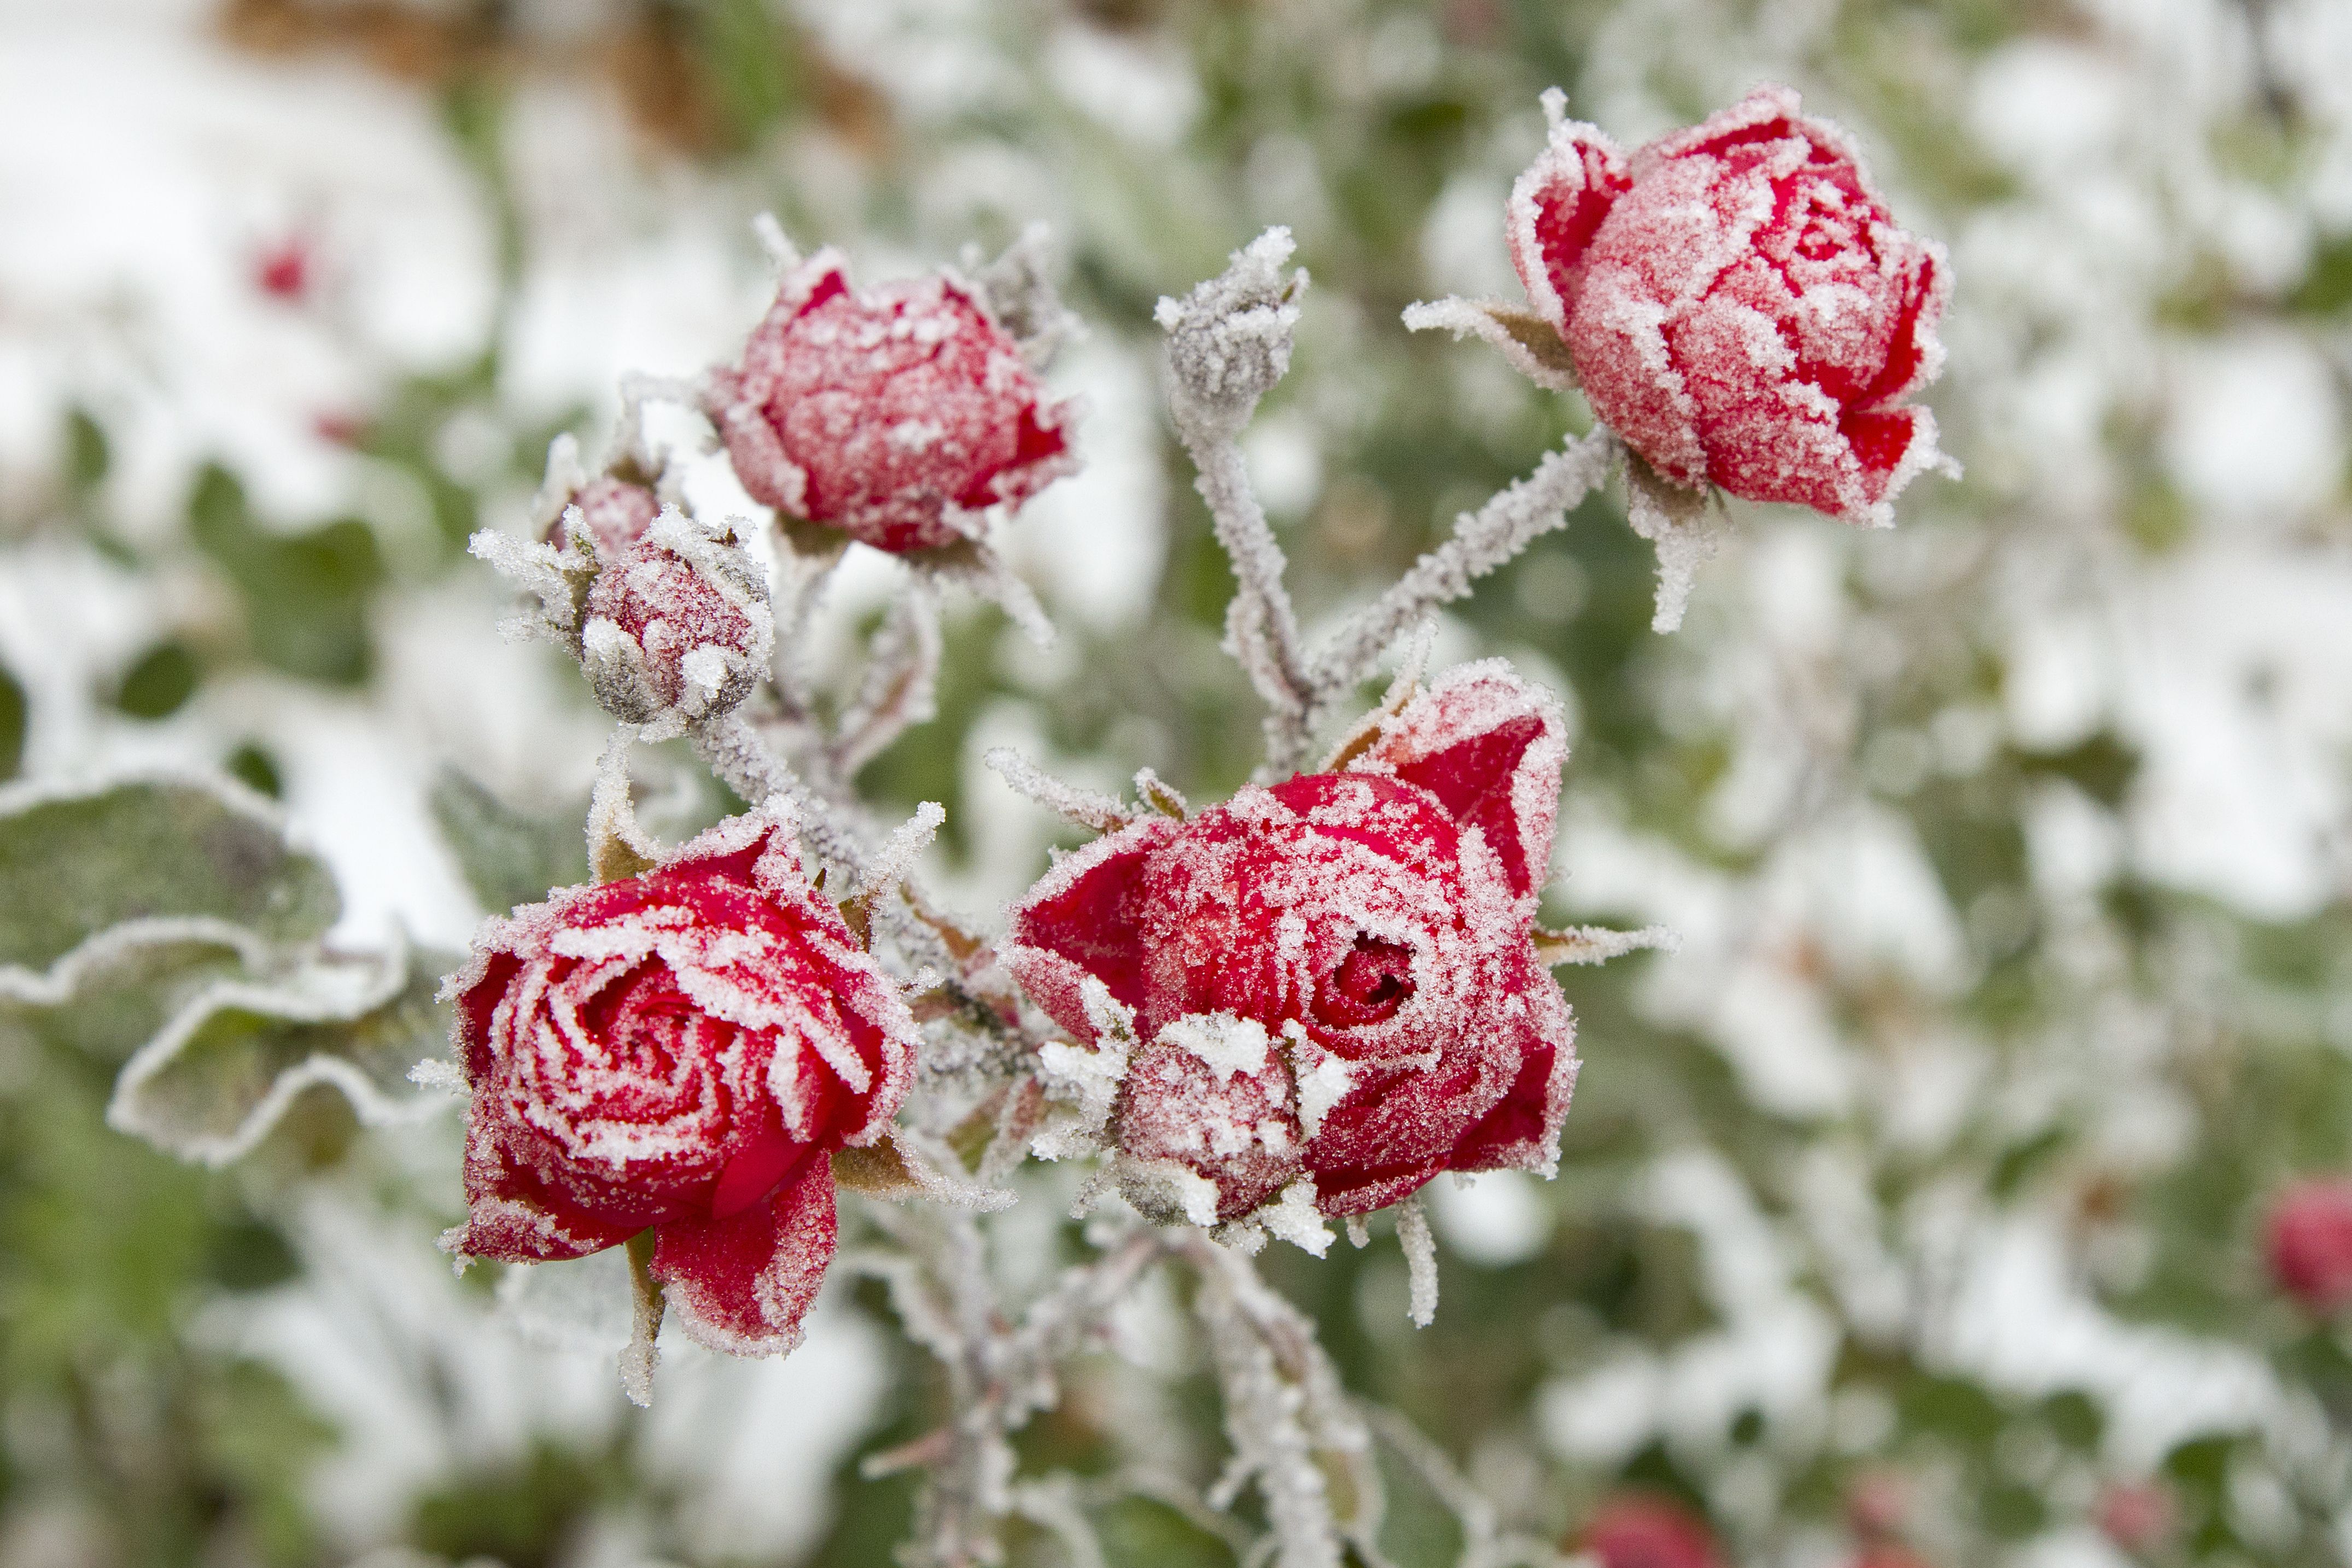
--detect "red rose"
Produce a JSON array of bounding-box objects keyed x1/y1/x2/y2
[
  {"x1": 1508, "y1": 86, "x2": 1950, "y2": 526},
  {"x1": 1581, "y1": 1496, "x2": 1722, "y2": 1568},
  {"x1": 706, "y1": 249, "x2": 1078, "y2": 554},
  {"x1": 580, "y1": 512, "x2": 772, "y2": 723},
  {"x1": 2265, "y1": 1178, "x2": 2352, "y2": 1314},
  {"x1": 443, "y1": 804, "x2": 916, "y2": 1355},
  {"x1": 546, "y1": 474, "x2": 661, "y2": 559},
  {"x1": 1003, "y1": 660, "x2": 1574, "y2": 1220}
]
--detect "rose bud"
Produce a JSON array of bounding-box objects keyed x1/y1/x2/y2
[
  {"x1": 1580, "y1": 1496, "x2": 1722, "y2": 1568},
  {"x1": 2264, "y1": 1178, "x2": 2352, "y2": 1315},
  {"x1": 580, "y1": 509, "x2": 774, "y2": 723},
  {"x1": 705, "y1": 248, "x2": 1078, "y2": 554},
  {"x1": 1508, "y1": 86, "x2": 1950, "y2": 526},
  {"x1": 1003, "y1": 660, "x2": 1575, "y2": 1222},
  {"x1": 547, "y1": 475, "x2": 662, "y2": 559},
  {"x1": 441, "y1": 802, "x2": 916, "y2": 1356}
]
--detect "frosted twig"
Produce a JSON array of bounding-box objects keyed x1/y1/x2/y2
[
  {"x1": 1160, "y1": 230, "x2": 1317, "y2": 767},
  {"x1": 685, "y1": 711, "x2": 870, "y2": 879},
  {"x1": 858, "y1": 802, "x2": 946, "y2": 906},
  {"x1": 767, "y1": 533, "x2": 847, "y2": 725},
  {"x1": 1532, "y1": 923, "x2": 1679, "y2": 966},
  {"x1": 1358, "y1": 1406, "x2": 1573, "y2": 1568},
  {"x1": 1309, "y1": 427, "x2": 1619, "y2": 698},
  {"x1": 984, "y1": 747, "x2": 1133, "y2": 834}
]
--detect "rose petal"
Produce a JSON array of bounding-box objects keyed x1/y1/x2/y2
[
  {"x1": 1361, "y1": 660, "x2": 1567, "y2": 903},
  {"x1": 450, "y1": 1113, "x2": 645, "y2": 1263},
  {"x1": 653, "y1": 1159, "x2": 838, "y2": 1356},
  {"x1": 1001, "y1": 816, "x2": 1178, "y2": 1041},
  {"x1": 1507, "y1": 116, "x2": 1630, "y2": 334}
]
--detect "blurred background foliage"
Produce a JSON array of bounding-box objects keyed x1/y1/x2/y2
[{"x1": 3, "y1": 0, "x2": 2352, "y2": 1565}]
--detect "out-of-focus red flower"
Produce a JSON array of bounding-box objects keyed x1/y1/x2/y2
[
  {"x1": 255, "y1": 237, "x2": 313, "y2": 302},
  {"x1": 706, "y1": 249, "x2": 1077, "y2": 553},
  {"x1": 1507, "y1": 86, "x2": 1950, "y2": 526},
  {"x1": 1581, "y1": 1495, "x2": 1722, "y2": 1568},
  {"x1": 443, "y1": 805, "x2": 915, "y2": 1355},
  {"x1": 1844, "y1": 1469, "x2": 1909, "y2": 1538},
  {"x1": 1003, "y1": 660, "x2": 1575, "y2": 1220},
  {"x1": 2096, "y1": 1479, "x2": 2176, "y2": 1554},
  {"x1": 2265, "y1": 1178, "x2": 2352, "y2": 1314}
]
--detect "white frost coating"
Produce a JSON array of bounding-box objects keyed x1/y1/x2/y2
[
  {"x1": 1534, "y1": 923, "x2": 1680, "y2": 966},
  {"x1": 1260, "y1": 1179, "x2": 1334, "y2": 1257},
  {"x1": 1622, "y1": 452, "x2": 1730, "y2": 634},
  {"x1": 1158, "y1": 1011, "x2": 1272, "y2": 1081},
  {"x1": 751, "y1": 210, "x2": 801, "y2": 273},
  {"x1": 1285, "y1": 1029, "x2": 1357, "y2": 1143},
  {"x1": 469, "y1": 525, "x2": 591, "y2": 647},
  {"x1": 586, "y1": 730, "x2": 663, "y2": 884},
  {"x1": 1395, "y1": 1192, "x2": 1439, "y2": 1328},
  {"x1": 984, "y1": 746, "x2": 1133, "y2": 833},
  {"x1": 621, "y1": 1241, "x2": 666, "y2": 1408},
  {"x1": 580, "y1": 508, "x2": 775, "y2": 724},
  {"x1": 833, "y1": 584, "x2": 943, "y2": 780},
  {"x1": 1118, "y1": 1156, "x2": 1224, "y2": 1227},
  {"x1": 1031, "y1": 975, "x2": 1139, "y2": 1159},
  {"x1": 966, "y1": 221, "x2": 1084, "y2": 371},
  {"x1": 1400, "y1": 294, "x2": 1580, "y2": 394},
  {"x1": 859, "y1": 801, "x2": 947, "y2": 905}
]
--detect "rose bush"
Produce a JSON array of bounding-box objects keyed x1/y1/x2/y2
[
  {"x1": 1507, "y1": 85, "x2": 1950, "y2": 526},
  {"x1": 705, "y1": 248, "x2": 1077, "y2": 554},
  {"x1": 442, "y1": 804, "x2": 917, "y2": 1355},
  {"x1": 1003, "y1": 660, "x2": 1575, "y2": 1221}
]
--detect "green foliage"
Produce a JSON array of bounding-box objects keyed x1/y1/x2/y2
[
  {"x1": 186, "y1": 464, "x2": 386, "y2": 687},
  {"x1": 430, "y1": 768, "x2": 591, "y2": 915},
  {"x1": 0, "y1": 776, "x2": 338, "y2": 975}
]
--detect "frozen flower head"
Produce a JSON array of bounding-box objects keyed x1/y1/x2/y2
[
  {"x1": 706, "y1": 249, "x2": 1078, "y2": 554},
  {"x1": 442, "y1": 803, "x2": 916, "y2": 1356},
  {"x1": 1508, "y1": 86, "x2": 1950, "y2": 526},
  {"x1": 547, "y1": 475, "x2": 661, "y2": 558},
  {"x1": 1003, "y1": 660, "x2": 1577, "y2": 1222},
  {"x1": 580, "y1": 509, "x2": 774, "y2": 723},
  {"x1": 2265, "y1": 1178, "x2": 2352, "y2": 1314},
  {"x1": 1583, "y1": 1496, "x2": 1723, "y2": 1568}
]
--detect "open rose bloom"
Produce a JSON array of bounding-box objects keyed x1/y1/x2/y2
[
  {"x1": 705, "y1": 248, "x2": 1078, "y2": 554},
  {"x1": 442, "y1": 804, "x2": 916, "y2": 1356},
  {"x1": 1003, "y1": 661, "x2": 1576, "y2": 1224},
  {"x1": 1508, "y1": 86, "x2": 1950, "y2": 526}
]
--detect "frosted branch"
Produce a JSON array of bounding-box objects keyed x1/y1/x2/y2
[
  {"x1": 984, "y1": 747, "x2": 1134, "y2": 834},
  {"x1": 685, "y1": 711, "x2": 870, "y2": 880},
  {"x1": 1160, "y1": 229, "x2": 1318, "y2": 765},
  {"x1": 1309, "y1": 427, "x2": 1619, "y2": 698},
  {"x1": 833, "y1": 582, "x2": 943, "y2": 780}
]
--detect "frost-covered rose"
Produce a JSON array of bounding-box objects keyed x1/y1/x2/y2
[
  {"x1": 1508, "y1": 86, "x2": 1950, "y2": 526},
  {"x1": 2265, "y1": 1178, "x2": 2352, "y2": 1314},
  {"x1": 1583, "y1": 1497, "x2": 1723, "y2": 1568},
  {"x1": 546, "y1": 474, "x2": 661, "y2": 559},
  {"x1": 1003, "y1": 660, "x2": 1575, "y2": 1221},
  {"x1": 706, "y1": 249, "x2": 1078, "y2": 554},
  {"x1": 580, "y1": 509, "x2": 773, "y2": 723},
  {"x1": 442, "y1": 804, "x2": 916, "y2": 1355}
]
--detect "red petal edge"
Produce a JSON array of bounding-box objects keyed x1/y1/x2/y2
[
  {"x1": 653, "y1": 1159, "x2": 838, "y2": 1356},
  {"x1": 1506, "y1": 118, "x2": 1629, "y2": 333},
  {"x1": 1000, "y1": 816, "x2": 1178, "y2": 1042},
  {"x1": 1358, "y1": 659, "x2": 1568, "y2": 902}
]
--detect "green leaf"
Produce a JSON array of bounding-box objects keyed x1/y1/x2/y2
[
  {"x1": 0, "y1": 774, "x2": 338, "y2": 980},
  {"x1": 186, "y1": 464, "x2": 385, "y2": 686},
  {"x1": 429, "y1": 768, "x2": 588, "y2": 915},
  {"x1": 107, "y1": 944, "x2": 454, "y2": 1166}
]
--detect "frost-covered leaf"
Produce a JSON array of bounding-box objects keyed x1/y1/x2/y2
[
  {"x1": 429, "y1": 767, "x2": 589, "y2": 914},
  {"x1": 833, "y1": 1127, "x2": 1015, "y2": 1211},
  {"x1": 107, "y1": 942, "x2": 454, "y2": 1165},
  {"x1": 1621, "y1": 454, "x2": 1727, "y2": 634},
  {"x1": 1400, "y1": 295, "x2": 1580, "y2": 394},
  {"x1": 0, "y1": 774, "x2": 338, "y2": 979},
  {"x1": 0, "y1": 933, "x2": 250, "y2": 1060}
]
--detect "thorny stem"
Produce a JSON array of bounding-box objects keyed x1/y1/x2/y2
[
  {"x1": 1176, "y1": 420, "x2": 1318, "y2": 768},
  {"x1": 1308, "y1": 427, "x2": 1621, "y2": 699},
  {"x1": 686, "y1": 710, "x2": 872, "y2": 878}
]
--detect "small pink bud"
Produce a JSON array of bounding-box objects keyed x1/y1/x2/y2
[
  {"x1": 255, "y1": 237, "x2": 312, "y2": 302},
  {"x1": 546, "y1": 474, "x2": 662, "y2": 558},
  {"x1": 2265, "y1": 1178, "x2": 2352, "y2": 1314},
  {"x1": 1507, "y1": 86, "x2": 1950, "y2": 526},
  {"x1": 580, "y1": 512, "x2": 773, "y2": 723}
]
